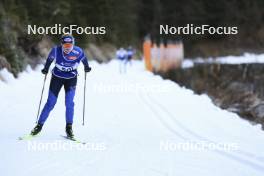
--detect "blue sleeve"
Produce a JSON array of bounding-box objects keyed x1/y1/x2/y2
[
  {"x1": 44, "y1": 47, "x2": 56, "y2": 70},
  {"x1": 80, "y1": 51, "x2": 90, "y2": 69}
]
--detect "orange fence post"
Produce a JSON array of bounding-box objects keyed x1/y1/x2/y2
[{"x1": 143, "y1": 38, "x2": 152, "y2": 71}]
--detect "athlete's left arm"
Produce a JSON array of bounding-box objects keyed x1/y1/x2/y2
[{"x1": 80, "y1": 50, "x2": 91, "y2": 72}]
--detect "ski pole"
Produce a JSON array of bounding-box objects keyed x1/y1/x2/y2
[
  {"x1": 35, "y1": 74, "x2": 47, "y2": 124},
  {"x1": 82, "y1": 72, "x2": 87, "y2": 126}
]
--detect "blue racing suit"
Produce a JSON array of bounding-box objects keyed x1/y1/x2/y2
[
  {"x1": 38, "y1": 45, "x2": 90, "y2": 125},
  {"x1": 126, "y1": 49, "x2": 134, "y2": 61}
]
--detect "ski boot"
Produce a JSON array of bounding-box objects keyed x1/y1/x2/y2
[
  {"x1": 66, "y1": 123, "x2": 74, "y2": 139},
  {"x1": 31, "y1": 124, "x2": 43, "y2": 136}
]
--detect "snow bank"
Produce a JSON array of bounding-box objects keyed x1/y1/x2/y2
[{"x1": 183, "y1": 53, "x2": 264, "y2": 68}]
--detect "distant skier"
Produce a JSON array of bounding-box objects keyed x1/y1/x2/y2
[
  {"x1": 126, "y1": 46, "x2": 134, "y2": 66},
  {"x1": 30, "y1": 34, "x2": 91, "y2": 139},
  {"x1": 116, "y1": 47, "x2": 128, "y2": 73}
]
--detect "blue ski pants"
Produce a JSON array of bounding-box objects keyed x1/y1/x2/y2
[{"x1": 38, "y1": 75, "x2": 77, "y2": 125}]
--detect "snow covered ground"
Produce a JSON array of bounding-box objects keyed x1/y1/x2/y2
[
  {"x1": 182, "y1": 53, "x2": 264, "y2": 68},
  {"x1": 1, "y1": 60, "x2": 264, "y2": 176}
]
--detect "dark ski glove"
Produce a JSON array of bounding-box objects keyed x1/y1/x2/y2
[
  {"x1": 84, "y1": 66, "x2": 91, "y2": 73},
  {"x1": 41, "y1": 68, "x2": 48, "y2": 74}
]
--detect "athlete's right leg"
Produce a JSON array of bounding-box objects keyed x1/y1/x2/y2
[{"x1": 37, "y1": 75, "x2": 64, "y2": 125}]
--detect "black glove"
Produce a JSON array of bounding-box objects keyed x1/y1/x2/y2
[
  {"x1": 84, "y1": 66, "x2": 91, "y2": 73},
  {"x1": 41, "y1": 68, "x2": 48, "y2": 74}
]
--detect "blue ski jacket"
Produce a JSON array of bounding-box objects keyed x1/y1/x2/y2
[{"x1": 44, "y1": 45, "x2": 90, "y2": 79}]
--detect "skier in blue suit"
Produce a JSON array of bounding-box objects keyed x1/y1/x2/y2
[
  {"x1": 116, "y1": 47, "x2": 127, "y2": 73},
  {"x1": 126, "y1": 46, "x2": 134, "y2": 66},
  {"x1": 31, "y1": 34, "x2": 91, "y2": 138}
]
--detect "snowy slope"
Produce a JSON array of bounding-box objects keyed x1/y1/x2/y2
[{"x1": 1, "y1": 60, "x2": 264, "y2": 176}]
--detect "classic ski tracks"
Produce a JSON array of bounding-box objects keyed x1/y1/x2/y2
[{"x1": 138, "y1": 91, "x2": 264, "y2": 173}]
